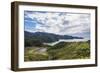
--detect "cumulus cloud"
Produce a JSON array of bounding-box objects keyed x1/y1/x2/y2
[{"x1": 24, "y1": 11, "x2": 90, "y2": 39}]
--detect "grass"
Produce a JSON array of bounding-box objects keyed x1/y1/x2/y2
[
  {"x1": 24, "y1": 47, "x2": 49, "y2": 61},
  {"x1": 24, "y1": 41, "x2": 90, "y2": 61}
]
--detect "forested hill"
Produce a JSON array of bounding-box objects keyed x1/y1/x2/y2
[
  {"x1": 25, "y1": 31, "x2": 83, "y2": 46},
  {"x1": 25, "y1": 31, "x2": 83, "y2": 42}
]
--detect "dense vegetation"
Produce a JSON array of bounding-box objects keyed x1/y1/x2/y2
[
  {"x1": 24, "y1": 41, "x2": 90, "y2": 61},
  {"x1": 47, "y1": 41, "x2": 90, "y2": 60}
]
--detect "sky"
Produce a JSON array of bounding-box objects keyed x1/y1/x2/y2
[{"x1": 24, "y1": 11, "x2": 91, "y2": 39}]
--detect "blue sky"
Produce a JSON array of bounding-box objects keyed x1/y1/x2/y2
[{"x1": 24, "y1": 11, "x2": 91, "y2": 39}]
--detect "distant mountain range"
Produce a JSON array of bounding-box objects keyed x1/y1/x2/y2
[{"x1": 25, "y1": 31, "x2": 83, "y2": 43}]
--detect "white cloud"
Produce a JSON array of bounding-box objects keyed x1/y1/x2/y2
[{"x1": 25, "y1": 11, "x2": 90, "y2": 38}]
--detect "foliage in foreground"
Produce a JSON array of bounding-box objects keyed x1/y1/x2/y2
[
  {"x1": 24, "y1": 41, "x2": 90, "y2": 61},
  {"x1": 24, "y1": 48, "x2": 49, "y2": 61},
  {"x1": 47, "y1": 41, "x2": 90, "y2": 60}
]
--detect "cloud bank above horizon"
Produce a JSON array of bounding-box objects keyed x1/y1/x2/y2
[{"x1": 24, "y1": 11, "x2": 91, "y2": 39}]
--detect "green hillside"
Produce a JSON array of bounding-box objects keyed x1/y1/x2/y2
[
  {"x1": 47, "y1": 41, "x2": 90, "y2": 60},
  {"x1": 24, "y1": 41, "x2": 90, "y2": 61}
]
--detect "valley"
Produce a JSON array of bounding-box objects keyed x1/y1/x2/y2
[{"x1": 24, "y1": 31, "x2": 90, "y2": 61}]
